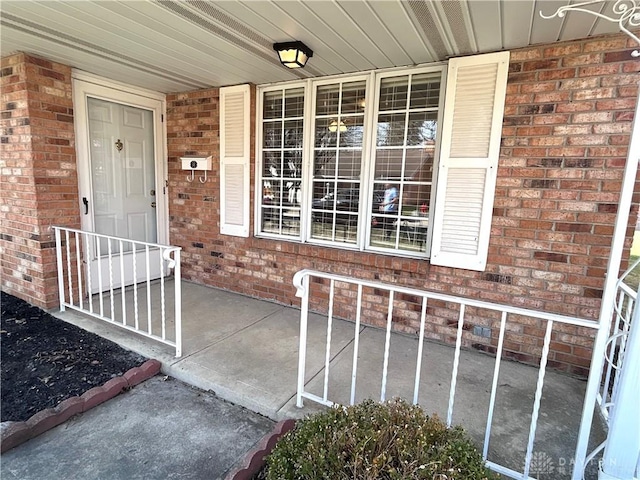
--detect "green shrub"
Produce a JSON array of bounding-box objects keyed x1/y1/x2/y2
[{"x1": 264, "y1": 398, "x2": 498, "y2": 480}]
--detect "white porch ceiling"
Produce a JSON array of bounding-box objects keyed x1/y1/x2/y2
[{"x1": 0, "y1": 0, "x2": 628, "y2": 93}]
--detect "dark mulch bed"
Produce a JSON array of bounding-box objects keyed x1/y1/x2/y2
[{"x1": 1, "y1": 291, "x2": 147, "y2": 423}]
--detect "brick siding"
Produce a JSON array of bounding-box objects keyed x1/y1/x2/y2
[
  {"x1": 1, "y1": 32, "x2": 636, "y2": 374},
  {"x1": 0, "y1": 53, "x2": 79, "y2": 309},
  {"x1": 166, "y1": 33, "x2": 638, "y2": 377}
]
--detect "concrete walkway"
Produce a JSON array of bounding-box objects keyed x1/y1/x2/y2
[
  {"x1": 1, "y1": 375, "x2": 274, "y2": 480},
  {"x1": 53, "y1": 280, "x2": 605, "y2": 479}
]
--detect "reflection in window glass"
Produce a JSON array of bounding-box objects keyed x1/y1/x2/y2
[
  {"x1": 370, "y1": 72, "x2": 440, "y2": 253},
  {"x1": 311, "y1": 80, "x2": 366, "y2": 245},
  {"x1": 376, "y1": 114, "x2": 406, "y2": 147},
  {"x1": 263, "y1": 91, "x2": 282, "y2": 119},
  {"x1": 378, "y1": 77, "x2": 409, "y2": 111},
  {"x1": 409, "y1": 74, "x2": 440, "y2": 109},
  {"x1": 284, "y1": 92, "x2": 305, "y2": 118},
  {"x1": 407, "y1": 112, "x2": 437, "y2": 146},
  {"x1": 341, "y1": 82, "x2": 366, "y2": 115},
  {"x1": 257, "y1": 67, "x2": 443, "y2": 257},
  {"x1": 316, "y1": 85, "x2": 340, "y2": 116},
  {"x1": 259, "y1": 87, "x2": 304, "y2": 237}
]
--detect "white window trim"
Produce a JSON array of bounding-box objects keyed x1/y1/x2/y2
[
  {"x1": 363, "y1": 65, "x2": 447, "y2": 258},
  {"x1": 304, "y1": 73, "x2": 372, "y2": 249},
  {"x1": 253, "y1": 81, "x2": 309, "y2": 241},
  {"x1": 256, "y1": 67, "x2": 444, "y2": 259}
]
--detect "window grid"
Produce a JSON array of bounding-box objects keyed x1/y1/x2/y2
[
  {"x1": 370, "y1": 72, "x2": 440, "y2": 253},
  {"x1": 310, "y1": 80, "x2": 366, "y2": 245},
  {"x1": 260, "y1": 87, "x2": 304, "y2": 237},
  {"x1": 256, "y1": 67, "x2": 444, "y2": 258}
]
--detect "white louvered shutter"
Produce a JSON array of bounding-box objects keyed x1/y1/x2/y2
[
  {"x1": 430, "y1": 51, "x2": 509, "y2": 271},
  {"x1": 220, "y1": 84, "x2": 250, "y2": 237}
]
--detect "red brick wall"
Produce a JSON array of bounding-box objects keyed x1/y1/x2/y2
[
  {"x1": 0, "y1": 53, "x2": 79, "y2": 309},
  {"x1": 166, "y1": 33, "x2": 638, "y2": 376},
  {"x1": 1, "y1": 33, "x2": 635, "y2": 374}
]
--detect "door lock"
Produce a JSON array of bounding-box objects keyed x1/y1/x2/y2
[{"x1": 150, "y1": 189, "x2": 156, "y2": 196}]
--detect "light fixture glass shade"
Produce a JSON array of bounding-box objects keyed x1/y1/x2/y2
[
  {"x1": 273, "y1": 41, "x2": 313, "y2": 68},
  {"x1": 328, "y1": 120, "x2": 347, "y2": 133}
]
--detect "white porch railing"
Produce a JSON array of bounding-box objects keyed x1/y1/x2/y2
[
  {"x1": 293, "y1": 269, "x2": 600, "y2": 480},
  {"x1": 596, "y1": 257, "x2": 639, "y2": 424},
  {"x1": 53, "y1": 226, "x2": 182, "y2": 357}
]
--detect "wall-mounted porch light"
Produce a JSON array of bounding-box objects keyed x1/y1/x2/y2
[{"x1": 273, "y1": 41, "x2": 313, "y2": 68}]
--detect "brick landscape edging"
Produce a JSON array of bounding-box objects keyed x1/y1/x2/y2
[
  {"x1": 0, "y1": 359, "x2": 161, "y2": 453},
  {"x1": 225, "y1": 418, "x2": 297, "y2": 480}
]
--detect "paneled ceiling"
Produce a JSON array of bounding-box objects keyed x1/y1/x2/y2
[{"x1": 0, "y1": 0, "x2": 629, "y2": 93}]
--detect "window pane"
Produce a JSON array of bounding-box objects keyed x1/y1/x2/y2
[
  {"x1": 409, "y1": 74, "x2": 441, "y2": 109},
  {"x1": 373, "y1": 149, "x2": 404, "y2": 180},
  {"x1": 263, "y1": 91, "x2": 282, "y2": 119},
  {"x1": 336, "y1": 150, "x2": 362, "y2": 179},
  {"x1": 284, "y1": 150, "x2": 303, "y2": 181},
  {"x1": 263, "y1": 151, "x2": 282, "y2": 178},
  {"x1": 259, "y1": 86, "x2": 304, "y2": 238},
  {"x1": 404, "y1": 149, "x2": 434, "y2": 181},
  {"x1": 284, "y1": 119, "x2": 304, "y2": 148},
  {"x1": 407, "y1": 112, "x2": 437, "y2": 146},
  {"x1": 284, "y1": 88, "x2": 305, "y2": 117},
  {"x1": 263, "y1": 122, "x2": 282, "y2": 148},
  {"x1": 316, "y1": 85, "x2": 340, "y2": 116},
  {"x1": 341, "y1": 81, "x2": 366, "y2": 114},
  {"x1": 401, "y1": 184, "x2": 431, "y2": 215},
  {"x1": 340, "y1": 117, "x2": 364, "y2": 148},
  {"x1": 315, "y1": 118, "x2": 338, "y2": 148},
  {"x1": 379, "y1": 77, "x2": 408, "y2": 111},
  {"x1": 376, "y1": 114, "x2": 406, "y2": 146}
]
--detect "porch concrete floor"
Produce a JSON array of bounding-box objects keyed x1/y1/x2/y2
[{"x1": 54, "y1": 279, "x2": 606, "y2": 479}]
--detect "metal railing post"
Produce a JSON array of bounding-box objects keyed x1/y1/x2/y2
[
  {"x1": 599, "y1": 295, "x2": 640, "y2": 479},
  {"x1": 174, "y1": 249, "x2": 182, "y2": 358},
  {"x1": 572, "y1": 89, "x2": 640, "y2": 480},
  {"x1": 54, "y1": 227, "x2": 66, "y2": 311},
  {"x1": 296, "y1": 273, "x2": 310, "y2": 408}
]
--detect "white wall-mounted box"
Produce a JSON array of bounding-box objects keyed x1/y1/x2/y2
[{"x1": 181, "y1": 155, "x2": 212, "y2": 170}]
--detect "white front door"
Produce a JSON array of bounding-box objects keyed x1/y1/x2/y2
[{"x1": 73, "y1": 74, "x2": 168, "y2": 294}]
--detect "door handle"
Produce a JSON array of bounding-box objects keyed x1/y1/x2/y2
[
  {"x1": 151, "y1": 202, "x2": 156, "y2": 208},
  {"x1": 82, "y1": 197, "x2": 89, "y2": 215}
]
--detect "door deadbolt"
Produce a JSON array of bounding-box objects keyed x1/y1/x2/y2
[{"x1": 150, "y1": 189, "x2": 156, "y2": 196}]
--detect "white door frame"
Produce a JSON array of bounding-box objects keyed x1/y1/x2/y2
[{"x1": 72, "y1": 70, "x2": 169, "y2": 246}]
